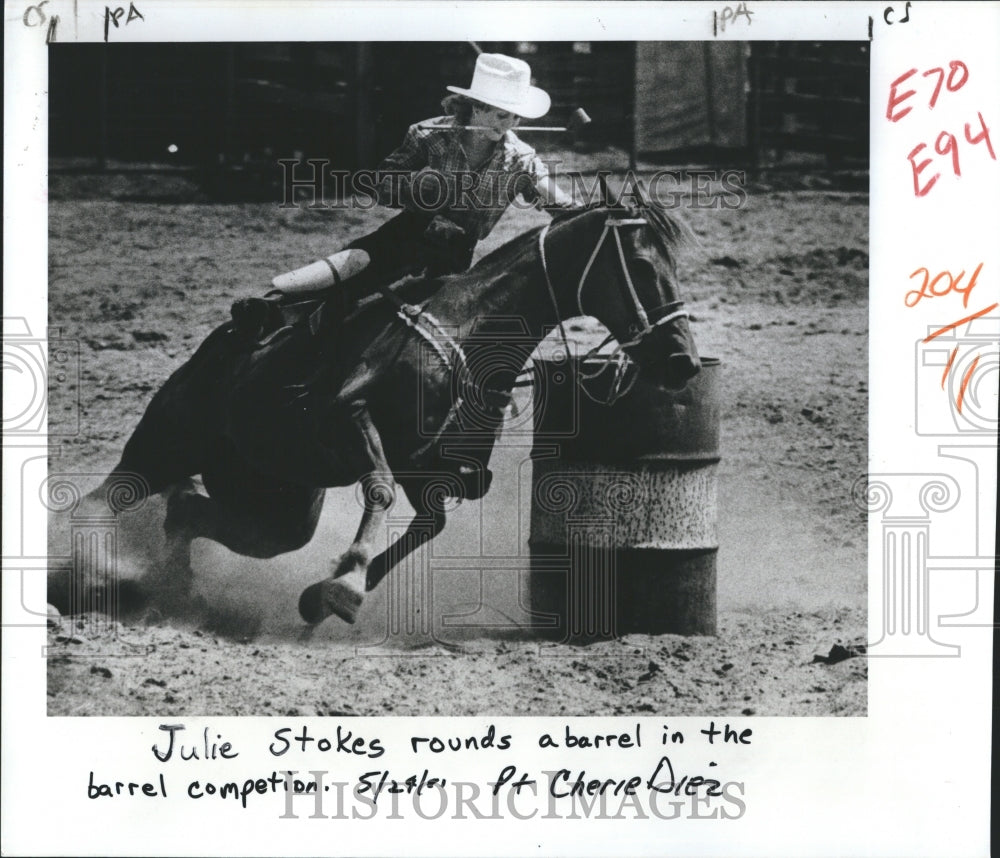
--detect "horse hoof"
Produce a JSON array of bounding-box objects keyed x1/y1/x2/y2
[
  {"x1": 298, "y1": 572, "x2": 365, "y2": 625},
  {"x1": 298, "y1": 581, "x2": 331, "y2": 625},
  {"x1": 323, "y1": 574, "x2": 364, "y2": 624}
]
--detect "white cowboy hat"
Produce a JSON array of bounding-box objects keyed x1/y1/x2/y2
[{"x1": 447, "y1": 53, "x2": 551, "y2": 119}]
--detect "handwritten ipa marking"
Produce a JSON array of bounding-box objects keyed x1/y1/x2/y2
[
  {"x1": 104, "y1": 1, "x2": 143, "y2": 41},
  {"x1": 712, "y1": 2, "x2": 752, "y2": 36}
]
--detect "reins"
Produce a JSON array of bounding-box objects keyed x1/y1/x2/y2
[
  {"x1": 408, "y1": 207, "x2": 689, "y2": 461},
  {"x1": 537, "y1": 213, "x2": 688, "y2": 406}
]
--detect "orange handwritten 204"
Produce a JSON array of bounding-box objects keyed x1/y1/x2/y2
[
  {"x1": 906, "y1": 261, "x2": 983, "y2": 308},
  {"x1": 911, "y1": 262, "x2": 998, "y2": 414}
]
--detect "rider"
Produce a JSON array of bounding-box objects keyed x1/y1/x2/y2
[{"x1": 233, "y1": 52, "x2": 579, "y2": 337}]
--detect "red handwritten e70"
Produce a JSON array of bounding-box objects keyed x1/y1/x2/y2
[{"x1": 887, "y1": 62, "x2": 997, "y2": 196}]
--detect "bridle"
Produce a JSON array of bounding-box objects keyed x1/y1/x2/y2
[
  {"x1": 538, "y1": 213, "x2": 689, "y2": 405},
  {"x1": 405, "y1": 210, "x2": 690, "y2": 463}
]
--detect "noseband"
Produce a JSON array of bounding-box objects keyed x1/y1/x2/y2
[{"x1": 538, "y1": 214, "x2": 688, "y2": 404}]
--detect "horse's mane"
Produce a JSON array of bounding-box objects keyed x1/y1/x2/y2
[
  {"x1": 430, "y1": 200, "x2": 691, "y2": 299},
  {"x1": 635, "y1": 199, "x2": 693, "y2": 258},
  {"x1": 471, "y1": 200, "x2": 690, "y2": 275}
]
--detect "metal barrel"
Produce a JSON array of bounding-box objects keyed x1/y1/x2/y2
[{"x1": 529, "y1": 356, "x2": 721, "y2": 639}]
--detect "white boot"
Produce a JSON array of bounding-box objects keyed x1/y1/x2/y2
[{"x1": 271, "y1": 249, "x2": 370, "y2": 295}]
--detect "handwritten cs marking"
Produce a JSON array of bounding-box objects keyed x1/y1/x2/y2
[{"x1": 883, "y1": 2, "x2": 911, "y2": 24}]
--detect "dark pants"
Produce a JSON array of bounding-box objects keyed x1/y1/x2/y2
[
  {"x1": 346, "y1": 210, "x2": 477, "y2": 297},
  {"x1": 232, "y1": 211, "x2": 476, "y2": 342}
]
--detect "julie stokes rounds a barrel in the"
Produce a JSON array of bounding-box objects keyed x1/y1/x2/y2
[{"x1": 529, "y1": 355, "x2": 721, "y2": 639}]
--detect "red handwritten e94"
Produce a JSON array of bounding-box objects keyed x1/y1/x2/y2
[{"x1": 887, "y1": 62, "x2": 997, "y2": 196}]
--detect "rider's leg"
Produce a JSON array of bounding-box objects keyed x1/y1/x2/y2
[
  {"x1": 270, "y1": 248, "x2": 371, "y2": 295},
  {"x1": 229, "y1": 213, "x2": 431, "y2": 339},
  {"x1": 231, "y1": 211, "x2": 465, "y2": 338},
  {"x1": 230, "y1": 249, "x2": 371, "y2": 338}
]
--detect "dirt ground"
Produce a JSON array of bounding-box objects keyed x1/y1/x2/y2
[{"x1": 45, "y1": 163, "x2": 868, "y2": 716}]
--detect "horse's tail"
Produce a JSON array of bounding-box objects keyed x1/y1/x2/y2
[{"x1": 112, "y1": 321, "x2": 244, "y2": 494}]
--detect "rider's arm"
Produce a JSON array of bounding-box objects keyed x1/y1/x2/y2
[
  {"x1": 535, "y1": 175, "x2": 575, "y2": 207},
  {"x1": 509, "y1": 147, "x2": 576, "y2": 210},
  {"x1": 373, "y1": 122, "x2": 455, "y2": 212}
]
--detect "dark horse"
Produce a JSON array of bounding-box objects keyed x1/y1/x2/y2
[{"x1": 84, "y1": 201, "x2": 699, "y2": 625}]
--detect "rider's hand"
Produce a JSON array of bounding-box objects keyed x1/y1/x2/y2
[{"x1": 423, "y1": 215, "x2": 466, "y2": 245}]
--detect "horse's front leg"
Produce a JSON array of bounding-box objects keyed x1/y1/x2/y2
[
  {"x1": 364, "y1": 491, "x2": 448, "y2": 592},
  {"x1": 321, "y1": 469, "x2": 395, "y2": 623},
  {"x1": 300, "y1": 405, "x2": 395, "y2": 625}
]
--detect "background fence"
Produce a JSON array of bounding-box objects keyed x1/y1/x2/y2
[{"x1": 49, "y1": 41, "x2": 869, "y2": 175}]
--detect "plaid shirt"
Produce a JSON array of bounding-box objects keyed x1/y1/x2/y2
[{"x1": 374, "y1": 116, "x2": 550, "y2": 241}]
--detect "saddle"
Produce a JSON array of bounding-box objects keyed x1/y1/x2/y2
[
  {"x1": 230, "y1": 271, "x2": 442, "y2": 350},
  {"x1": 229, "y1": 274, "x2": 506, "y2": 502},
  {"x1": 230, "y1": 291, "x2": 335, "y2": 347}
]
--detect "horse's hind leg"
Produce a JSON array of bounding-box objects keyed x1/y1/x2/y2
[
  {"x1": 156, "y1": 452, "x2": 325, "y2": 603},
  {"x1": 167, "y1": 479, "x2": 325, "y2": 558}
]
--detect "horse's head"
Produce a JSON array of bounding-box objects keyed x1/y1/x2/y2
[{"x1": 546, "y1": 201, "x2": 700, "y2": 393}]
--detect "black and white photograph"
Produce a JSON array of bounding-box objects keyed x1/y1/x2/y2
[{"x1": 43, "y1": 39, "x2": 868, "y2": 716}]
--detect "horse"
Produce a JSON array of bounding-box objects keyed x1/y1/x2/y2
[{"x1": 79, "y1": 200, "x2": 700, "y2": 627}]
